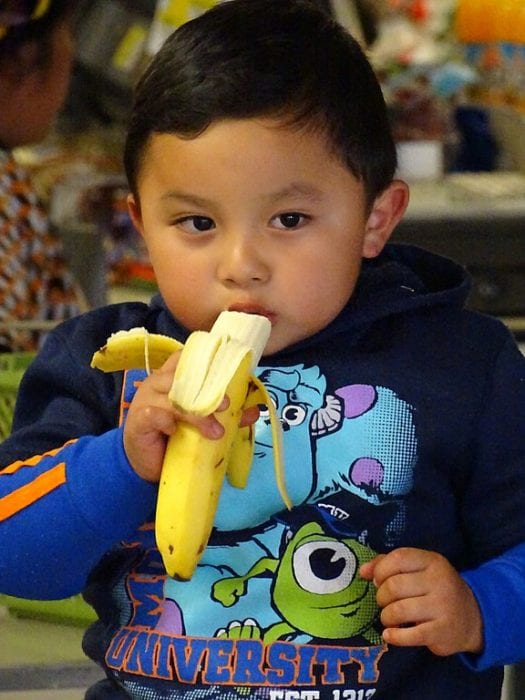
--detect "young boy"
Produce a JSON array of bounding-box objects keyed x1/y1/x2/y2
[{"x1": 1, "y1": 1, "x2": 524, "y2": 698}]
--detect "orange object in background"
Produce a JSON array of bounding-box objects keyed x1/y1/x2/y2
[
  {"x1": 454, "y1": 0, "x2": 496, "y2": 44},
  {"x1": 455, "y1": 0, "x2": 525, "y2": 46},
  {"x1": 455, "y1": 0, "x2": 525, "y2": 110},
  {"x1": 410, "y1": 0, "x2": 428, "y2": 23}
]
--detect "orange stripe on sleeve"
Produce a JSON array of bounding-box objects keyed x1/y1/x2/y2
[
  {"x1": 118, "y1": 369, "x2": 130, "y2": 427},
  {"x1": 0, "y1": 439, "x2": 77, "y2": 475},
  {"x1": 0, "y1": 462, "x2": 66, "y2": 522}
]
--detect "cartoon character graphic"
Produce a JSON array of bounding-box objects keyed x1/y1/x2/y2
[
  {"x1": 212, "y1": 515, "x2": 382, "y2": 645},
  {"x1": 314, "y1": 383, "x2": 417, "y2": 510},
  {"x1": 106, "y1": 366, "x2": 417, "y2": 695},
  {"x1": 214, "y1": 367, "x2": 417, "y2": 537},
  {"x1": 154, "y1": 365, "x2": 417, "y2": 637},
  {"x1": 122, "y1": 364, "x2": 417, "y2": 643},
  {"x1": 213, "y1": 365, "x2": 331, "y2": 532}
]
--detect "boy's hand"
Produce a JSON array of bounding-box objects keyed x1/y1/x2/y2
[
  {"x1": 360, "y1": 548, "x2": 483, "y2": 657},
  {"x1": 123, "y1": 353, "x2": 259, "y2": 483}
]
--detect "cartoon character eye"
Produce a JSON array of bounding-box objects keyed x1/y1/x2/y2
[
  {"x1": 258, "y1": 404, "x2": 270, "y2": 419},
  {"x1": 258, "y1": 392, "x2": 278, "y2": 419},
  {"x1": 281, "y1": 404, "x2": 307, "y2": 427},
  {"x1": 292, "y1": 540, "x2": 357, "y2": 594}
]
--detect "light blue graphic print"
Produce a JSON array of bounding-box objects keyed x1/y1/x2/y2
[
  {"x1": 314, "y1": 383, "x2": 417, "y2": 544},
  {"x1": 111, "y1": 364, "x2": 417, "y2": 696},
  {"x1": 213, "y1": 365, "x2": 328, "y2": 532},
  {"x1": 155, "y1": 364, "x2": 417, "y2": 637},
  {"x1": 314, "y1": 383, "x2": 416, "y2": 506}
]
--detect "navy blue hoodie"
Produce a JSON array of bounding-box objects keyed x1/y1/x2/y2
[{"x1": 1, "y1": 243, "x2": 524, "y2": 699}]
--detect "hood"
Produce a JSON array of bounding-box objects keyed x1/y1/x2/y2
[
  {"x1": 353, "y1": 241, "x2": 470, "y2": 319},
  {"x1": 294, "y1": 242, "x2": 470, "y2": 349},
  {"x1": 148, "y1": 242, "x2": 471, "y2": 352}
]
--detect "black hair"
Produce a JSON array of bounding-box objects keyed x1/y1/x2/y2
[
  {"x1": 124, "y1": 0, "x2": 396, "y2": 206},
  {"x1": 0, "y1": 0, "x2": 76, "y2": 73}
]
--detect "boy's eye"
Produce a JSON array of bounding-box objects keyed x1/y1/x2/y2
[
  {"x1": 272, "y1": 212, "x2": 308, "y2": 230},
  {"x1": 176, "y1": 215, "x2": 215, "y2": 233}
]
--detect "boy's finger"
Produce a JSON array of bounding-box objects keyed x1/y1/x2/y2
[
  {"x1": 359, "y1": 555, "x2": 386, "y2": 581},
  {"x1": 184, "y1": 412, "x2": 225, "y2": 439},
  {"x1": 214, "y1": 397, "x2": 259, "y2": 425},
  {"x1": 369, "y1": 548, "x2": 430, "y2": 587},
  {"x1": 160, "y1": 351, "x2": 182, "y2": 372},
  {"x1": 239, "y1": 404, "x2": 260, "y2": 427},
  {"x1": 380, "y1": 592, "x2": 431, "y2": 628},
  {"x1": 147, "y1": 351, "x2": 182, "y2": 392},
  {"x1": 382, "y1": 621, "x2": 433, "y2": 649}
]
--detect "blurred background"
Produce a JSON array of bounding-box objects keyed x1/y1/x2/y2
[
  {"x1": 1, "y1": 2, "x2": 524, "y2": 698},
  {"x1": 12, "y1": 0, "x2": 525, "y2": 351},
  {"x1": 11, "y1": 0, "x2": 523, "y2": 348}
]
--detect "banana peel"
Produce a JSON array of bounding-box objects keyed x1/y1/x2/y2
[{"x1": 91, "y1": 327, "x2": 183, "y2": 373}]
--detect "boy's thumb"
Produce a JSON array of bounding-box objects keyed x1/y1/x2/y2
[{"x1": 359, "y1": 559, "x2": 376, "y2": 581}]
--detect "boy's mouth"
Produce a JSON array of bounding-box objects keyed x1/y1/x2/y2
[{"x1": 227, "y1": 303, "x2": 275, "y2": 324}]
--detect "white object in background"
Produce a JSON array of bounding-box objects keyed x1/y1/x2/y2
[{"x1": 396, "y1": 140, "x2": 444, "y2": 181}]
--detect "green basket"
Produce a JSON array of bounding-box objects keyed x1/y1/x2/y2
[
  {"x1": 0, "y1": 593, "x2": 95, "y2": 626},
  {"x1": 0, "y1": 351, "x2": 35, "y2": 441},
  {"x1": 0, "y1": 351, "x2": 96, "y2": 626}
]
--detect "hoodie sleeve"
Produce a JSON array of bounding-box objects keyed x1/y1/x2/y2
[
  {"x1": 460, "y1": 542, "x2": 525, "y2": 671},
  {"x1": 0, "y1": 430, "x2": 157, "y2": 599},
  {"x1": 458, "y1": 335, "x2": 525, "y2": 670},
  {"x1": 0, "y1": 310, "x2": 157, "y2": 599}
]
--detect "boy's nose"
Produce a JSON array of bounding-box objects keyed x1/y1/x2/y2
[{"x1": 217, "y1": 234, "x2": 270, "y2": 287}]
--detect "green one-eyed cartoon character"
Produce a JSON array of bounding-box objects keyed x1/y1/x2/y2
[{"x1": 212, "y1": 520, "x2": 381, "y2": 644}]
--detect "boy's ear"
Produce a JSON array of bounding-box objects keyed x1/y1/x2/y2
[
  {"x1": 362, "y1": 180, "x2": 409, "y2": 259},
  {"x1": 127, "y1": 193, "x2": 145, "y2": 238}
]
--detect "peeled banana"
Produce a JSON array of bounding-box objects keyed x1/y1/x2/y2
[{"x1": 91, "y1": 312, "x2": 290, "y2": 580}]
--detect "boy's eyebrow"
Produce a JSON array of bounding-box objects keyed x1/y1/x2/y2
[
  {"x1": 263, "y1": 182, "x2": 325, "y2": 203},
  {"x1": 160, "y1": 190, "x2": 212, "y2": 208},
  {"x1": 160, "y1": 183, "x2": 325, "y2": 207}
]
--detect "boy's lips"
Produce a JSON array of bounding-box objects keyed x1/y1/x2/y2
[{"x1": 227, "y1": 303, "x2": 276, "y2": 323}]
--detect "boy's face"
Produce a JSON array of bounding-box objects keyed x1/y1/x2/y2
[{"x1": 129, "y1": 118, "x2": 406, "y2": 355}]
